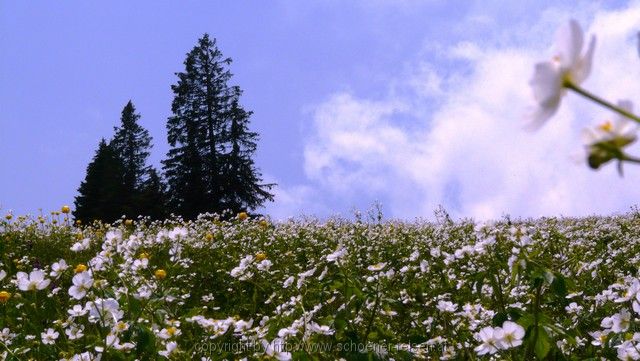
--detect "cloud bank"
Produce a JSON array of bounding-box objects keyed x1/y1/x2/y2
[{"x1": 270, "y1": 2, "x2": 640, "y2": 220}]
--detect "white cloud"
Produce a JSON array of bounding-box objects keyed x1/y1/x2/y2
[{"x1": 289, "y1": 2, "x2": 640, "y2": 220}]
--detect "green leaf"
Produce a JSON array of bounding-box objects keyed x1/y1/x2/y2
[
  {"x1": 550, "y1": 274, "x2": 567, "y2": 298},
  {"x1": 492, "y1": 312, "x2": 508, "y2": 327},
  {"x1": 534, "y1": 325, "x2": 551, "y2": 359}
]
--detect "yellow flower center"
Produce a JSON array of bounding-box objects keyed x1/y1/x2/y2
[
  {"x1": 61, "y1": 205, "x2": 70, "y2": 214},
  {"x1": 237, "y1": 212, "x2": 248, "y2": 221},
  {"x1": 167, "y1": 327, "x2": 177, "y2": 336},
  {"x1": 0, "y1": 291, "x2": 11, "y2": 303},
  {"x1": 598, "y1": 120, "x2": 613, "y2": 132},
  {"x1": 139, "y1": 252, "x2": 149, "y2": 260},
  {"x1": 255, "y1": 252, "x2": 267, "y2": 262}
]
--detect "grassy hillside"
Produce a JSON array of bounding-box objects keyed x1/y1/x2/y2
[{"x1": 1, "y1": 209, "x2": 639, "y2": 360}]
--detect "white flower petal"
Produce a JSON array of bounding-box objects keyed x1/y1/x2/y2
[
  {"x1": 573, "y1": 35, "x2": 596, "y2": 84},
  {"x1": 556, "y1": 19, "x2": 584, "y2": 68}
]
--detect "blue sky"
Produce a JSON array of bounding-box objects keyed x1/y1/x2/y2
[{"x1": 2, "y1": 1, "x2": 640, "y2": 220}]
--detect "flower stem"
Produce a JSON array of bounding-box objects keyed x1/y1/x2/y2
[{"x1": 564, "y1": 81, "x2": 640, "y2": 124}]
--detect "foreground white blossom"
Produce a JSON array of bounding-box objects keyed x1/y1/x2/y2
[
  {"x1": 158, "y1": 341, "x2": 177, "y2": 358},
  {"x1": 71, "y1": 238, "x2": 91, "y2": 252},
  {"x1": 617, "y1": 340, "x2": 640, "y2": 360},
  {"x1": 474, "y1": 321, "x2": 525, "y2": 355},
  {"x1": 495, "y1": 321, "x2": 525, "y2": 349},
  {"x1": 69, "y1": 271, "x2": 93, "y2": 300},
  {"x1": 528, "y1": 19, "x2": 595, "y2": 129},
  {"x1": 86, "y1": 298, "x2": 123, "y2": 325},
  {"x1": 262, "y1": 338, "x2": 292, "y2": 361},
  {"x1": 16, "y1": 269, "x2": 50, "y2": 291},
  {"x1": 50, "y1": 259, "x2": 69, "y2": 277},
  {"x1": 474, "y1": 326, "x2": 500, "y2": 355}
]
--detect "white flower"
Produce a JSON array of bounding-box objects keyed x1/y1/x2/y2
[
  {"x1": 65, "y1": 324, "x2": 85, "y2": 340},
  {"x1": 495, "y1": 321, "x2": 525, "y2": 349},
  {"x1": 565, "y1": 302, "x2": 583, "y2": 314},
  {"x1": 69, "y1": 351, "x2": 100, "y2": 361},
  {"x1": 158, "y1": 341, "x2": 178, "y2": 358},
  {"x1": 589, "y1": 330, "x2": 609, "y2": 346},
  {"x1": 528, "y1": 19, "x2": 595, "y2": 129},
  {"x1": 69, "y1": 271, "x2": 93, "y2": 300},
  {"x1": 256, "y1": 259, "x2": 272, "y2": 272},
  {"x1": 0, "y1": 328, "x2": 16, "y2": 345},
  {"x1": 307, "y1": 322, "x2": 334, "y2": 335},
  {"x1": 326, "y1": 247, "x2": 347, "y2": 263},
  {"x1": 16, "y1": 269, "x2": 50, "y2": 291},
  {"x1": 233, "y1": 319, "x2": 253, "y2": 334},
  {"x1": 68, "y1": 304, "x2": 88, "y2": 317},
  {"x1": 71, "y1": 238, "x2": 91, "y2": 252},
  {"x1": 41, "y1": 328, "x2": 59, "y2": 345},
  {"x1": 132, "y1": 258, "x2": 148, "y2": 271},
  {"x1": 436, "y1": 300, "x2": 457, "y2": 313},
  {"x1": 106, "y1": 333, "x2": 135, "y2": 351},
  {"x1": 86, "y1": 298, "x2": 123, "y2": 325},
  {"x1": 617, "y1": 340, "x2": 640, "y2": 360},
  {"x1": 367, "y1": 262, "x2": 387, "y2": 272},
  {"x1": 583, "y1": 100, "x2": 638, "y2": 170},
  {"x1": 157, "y1": 327, "x2": 181, "y2": 340},
  {"x1": 474, "y1": 326, "x2": 499, "y2": 355},
  {"x1": 50, "y1": 259, "x2": 69, "y2": 277},
  {"x1": 262, "y1": 338, "x2": 292, "y2": 361},
  {"x1": 611, "y1": 309, "x2": 631, "y2": 333},
  {"x1": 617, "y1": 280, "x2": 640, "y2": 303},
  {"x1": 278, "y1": 327, "x2": 298, "y2": 338},
  {"x1": 282, "y1": 276, "x2": 294, "y2": 289}
]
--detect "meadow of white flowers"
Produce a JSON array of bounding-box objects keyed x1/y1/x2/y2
[{"x1": 2, "y1": 207, "x2": 640, "y2": 360}]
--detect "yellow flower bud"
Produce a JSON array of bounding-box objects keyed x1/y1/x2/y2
[
  {"x1": 74, "y1": 264, "x2": 88, "y2": 273},
  {"x1": 124, "y1": 219, "x2": 133, "y2": 226},
  {"x1": 61, "y1": 205, "x2": 70, "y2": 214},
  {"x1": 155, "y1": 269, "x2": 167, "y2": 280},
  {"x1": 237, "y1": 212, "x2": 248, "y2": 221},
  {"x1": 0, "y1": 291, "x2": 11, "y2": 303},
  {"x1": 255, "y1": 252, "x2": 267, "y2": 262},
  {"x1": 259, "y1": 220, "x2": 268, "y2": 228}
]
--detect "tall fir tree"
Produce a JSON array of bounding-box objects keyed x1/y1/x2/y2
[
  {"x1": 111, "y1": 101, "x2": 151, "y2": 193},
  {"x1": 137, "y1": 168, "x2": 167, "y2": 220},
  {"x1": 163, "y1": 34, "x2": 274, "y2": 219},
  {"x1": 110, "y1": 101, "x2": 166, "y2": 219},
  {"x1": 221, "y1": 87, "x2": 274, "y2": 213},
  {"x1": 163, "y1": 34, "x2": 273, "y2": 219},
  {"x1": 73, "y1": 139, "x2": 126, "y2": 223}
]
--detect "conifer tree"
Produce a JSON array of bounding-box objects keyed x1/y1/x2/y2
[
  {"x1": 163, "y1": 34, "x2": 274, "y2": 219},
  {"x1": 221, "y1": 87, "x2": 274, "y2": 213},
  {"x1": 137, "y1": 168, "x2": 167, "y2": 220},
  {"x1": 111, "y1": 101, "x2": 151, "y2": 193},
  {"x1": 110, "y1": 100, "x2": 166, "y2": 219},
  {"x1": 73, "y1": 139, "x2": 126, "y2": 223},
  {"x1": 74, "y1": 102, "x2": 166, "y2": 222}
]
